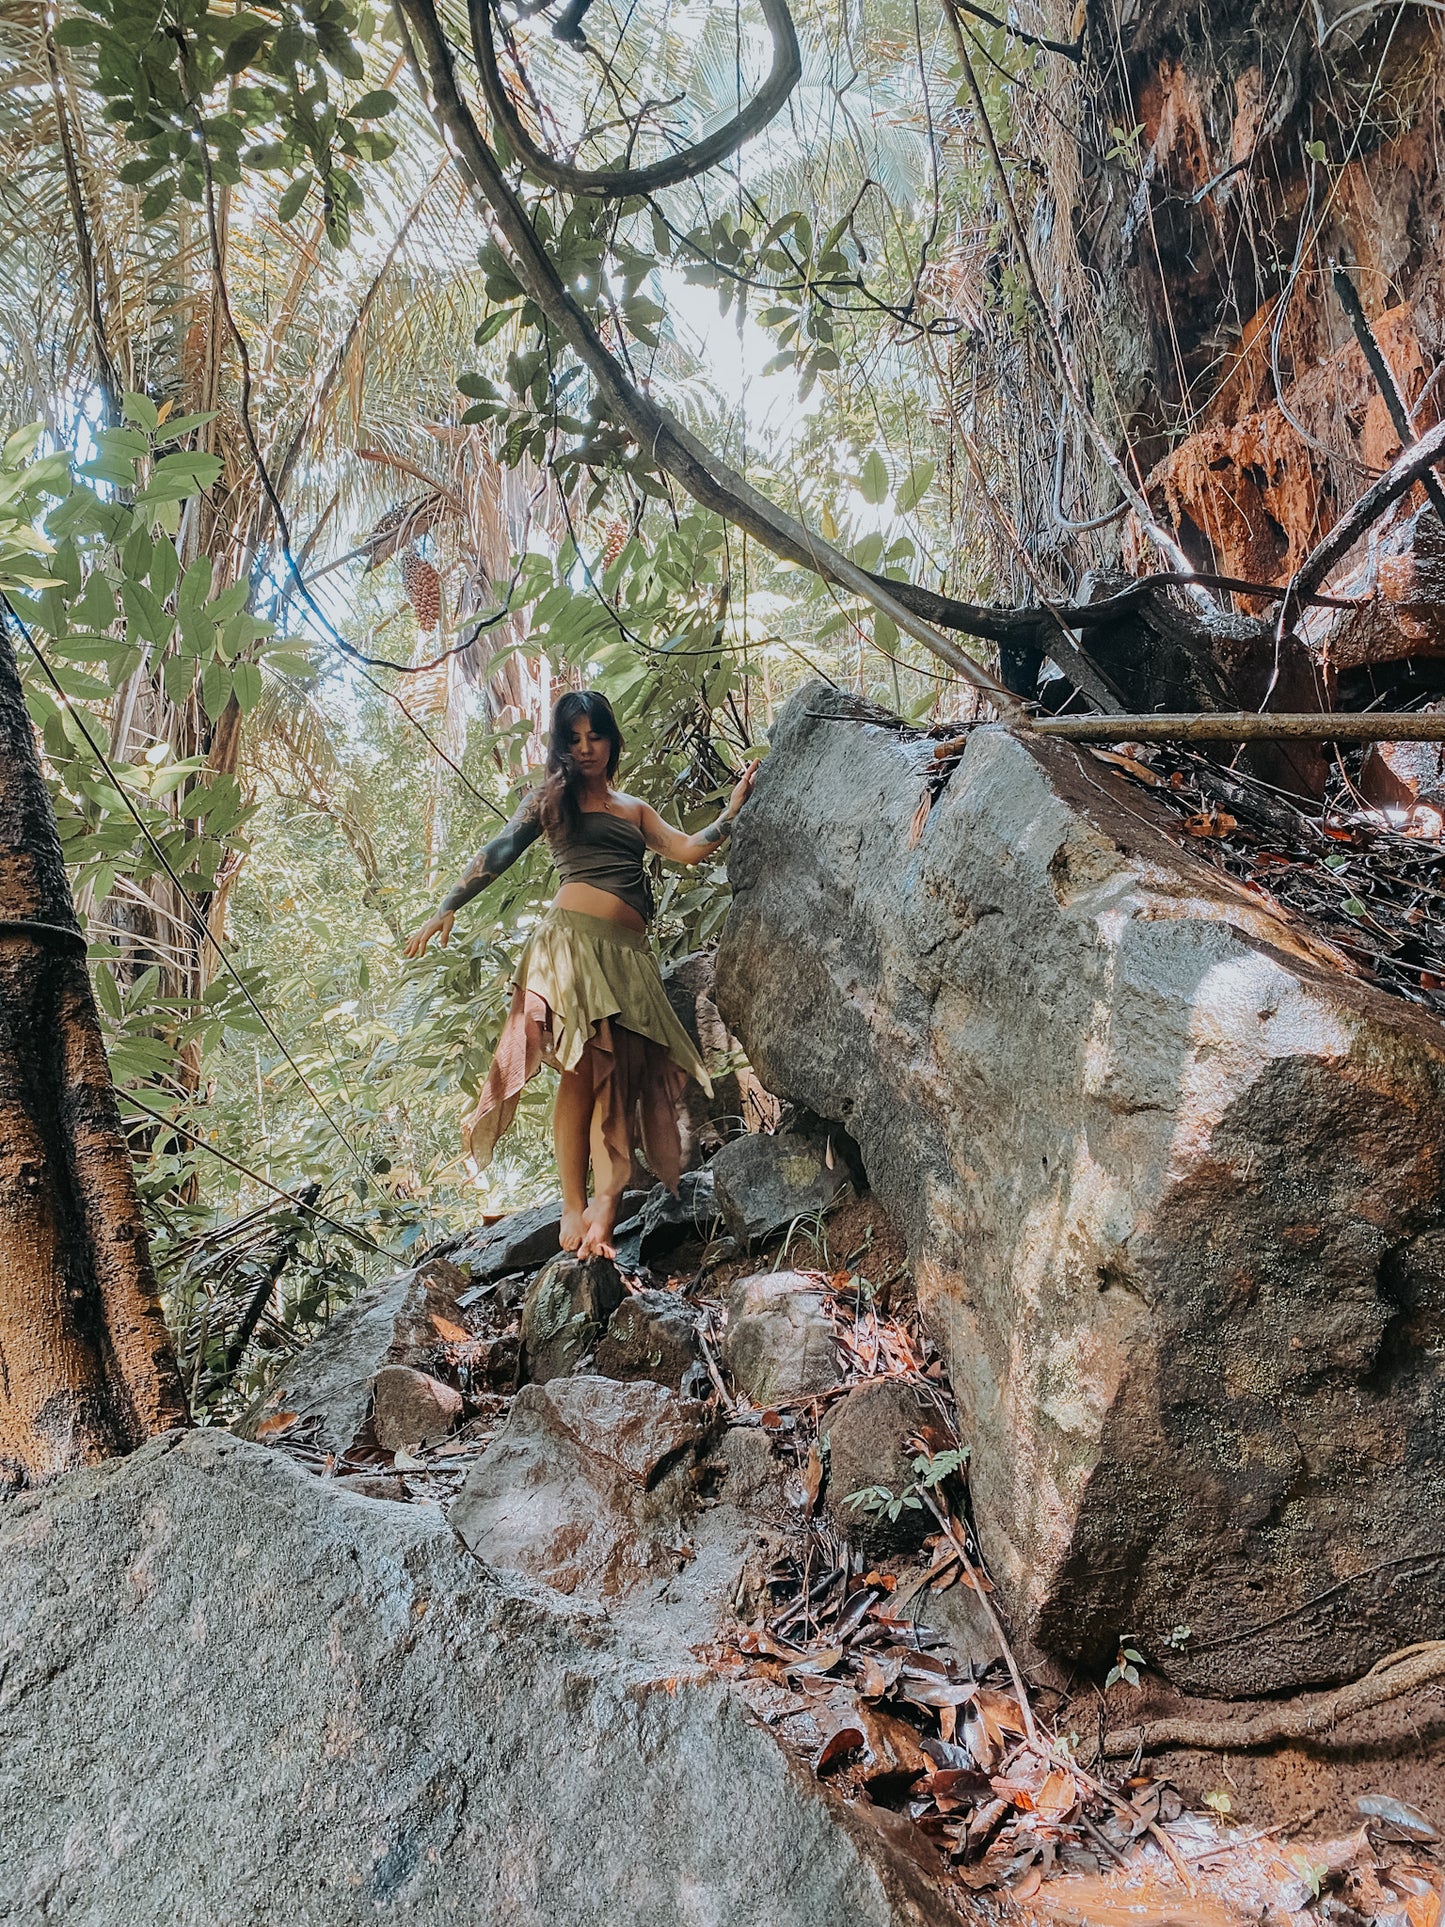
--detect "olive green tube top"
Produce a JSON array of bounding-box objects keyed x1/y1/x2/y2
[{"x1": 552, "y1": 811, "x2": 653, "y2": 923}]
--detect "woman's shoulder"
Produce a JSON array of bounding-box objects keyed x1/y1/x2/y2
[{"x1": 604, "y1": 791, "x2": 649, "y2": 826}]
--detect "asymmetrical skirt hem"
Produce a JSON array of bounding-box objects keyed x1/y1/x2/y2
[{"x1": 462, "y1": 907, "x2": 710, "y2": 1196}]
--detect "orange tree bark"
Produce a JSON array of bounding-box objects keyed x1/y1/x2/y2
[{"x1": 0, "y1": 618, "x2": 187, "y2": 1487}]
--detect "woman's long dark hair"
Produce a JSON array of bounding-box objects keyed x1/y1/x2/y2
[{"x1": 539, "y1": 689, "x2": 623, "y2": 839}]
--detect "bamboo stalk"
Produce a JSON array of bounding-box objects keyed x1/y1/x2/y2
[{"x1": 1029, "y1": 711, "x2": 1445, "y2": 742}]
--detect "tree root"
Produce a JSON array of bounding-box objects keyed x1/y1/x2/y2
[{"x1": 1100, "y1": 1643, "x2": 1445, "y2": 1757}]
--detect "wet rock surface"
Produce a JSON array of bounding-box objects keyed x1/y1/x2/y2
[
  {"x1": 711, "y1": 1120, "x2": 855, "y2": 1248},
  {"x1": 594, "y1": 1288, "x2": 708, "y2": 1394},
  {"x1": 443, "y1": 1197, "x2": 564, "y2": 1279},
  {"x1": 723, "y1": 1271, "x2": 838, "y2": 1405},
  {"x1": 450, "y1": 1376, "x2": 717, "y2": 1596},
  {"x1": 0, "y1": 1429, "x2": 944, "y2": 1927},
  {"x1": 717, "y1": 685, "x2": 1445, "y2": 1695},
  {"x1": 520, "y1": 1255, "x2": 626, "y2": 1382}
]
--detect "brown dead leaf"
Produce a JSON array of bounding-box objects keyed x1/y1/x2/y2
[
  {"x1": 907, "y1": 792, "x2": 931, "y2": 849},
  {"x1": 1090, "y1": 748, "x2": 1160, "y2": 785},
  {"x1": 430, "y1": 1313, "x2": 469, "y2": 1343},
  {"x1": 255, "y1": 1411, "x2": 299, "y2": 1439},
  {"x1": 1033, "y1": 1768, "x2": 1079, "y2": 1822},
  {"x1": 1183, "y1": 809, "x2": 1238, "y2": 838},
  {"x1": 975, "y1": 1686, "x2": 1028, "y2": 1744},
  {"x1": 857, "y1": 1651, "x2": 903, "y2": 1699},
  {"x1": 1011, "y1": 1863, "x2": 1045, "y2": 1900},
  {"x1": 736, "y1": 1627, "x2": 801, "y2": 1660},
  {"x1": 991, "y1": 1776, "x2": 1038, "y2": 1811},
  {"x1": 816, "y1": 1723, "x2": 866, "y2": 1775},
  {"x1": 788, "y1": 1645, "x2": 847, "y2": 1677},
  {"x1": 801, "y1": 1444, "x2": 824, "y2": 1517}
]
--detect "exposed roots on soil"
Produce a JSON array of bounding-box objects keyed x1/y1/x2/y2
[{"x1": 1102, "y1": 1643, "x2": 1445, "y2": 1757}]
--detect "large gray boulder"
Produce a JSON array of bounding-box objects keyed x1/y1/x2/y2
[
  {"x1": 0, "y1": 1430, "x2": 943, "y2": 1926},
  {"x1": 717, "y1": 685, "x2": 1445, "y2": 1696}
]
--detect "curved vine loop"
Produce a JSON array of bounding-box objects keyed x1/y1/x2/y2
[{"x1": 469, "y1": 0, "x2": 802, "y2": 197}]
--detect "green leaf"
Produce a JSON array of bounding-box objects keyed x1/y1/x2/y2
[
  {"x1": 859, "y1": 449, "x2": 890, "y2": 505},
  {"x1": 53, "y1": 16, "x2": 101, "y2": 43},
  {"x1": 136, "y1": 450, "x2": 222, "y2": 505},
  {"x1": 156, "y1": 411, "x2": 217, "y2": 443},
  {"x1": 277, "y1": 175, "x2": 310, "y2": 222},
  {"x1": 162, "y1": 652, "x2": 196, "y2": 705},
  {"x1": 122, "y1": 391, "x2": 159, "y2": 431},
  {"x1": 120, "y1": 580, "x2": 174, "y2": 648},
  {"x1": 201, "y1": 659, "x2": 232, "y2": 721},
  {"x1": 230, "y1": 659, "x2": 263, "y2": 712},
  {"x1": 348, "y1": 88, "x2": 397, "y2": 117},
  {"x1": 897, "y1": 459, "x2": 936, "y2": 514},
  {"x1": 473, "y1": 309, "x2": 515, "y2": 347},
  {"x1": 140, "y1": 180, "x2": 176, "y2": 222}
]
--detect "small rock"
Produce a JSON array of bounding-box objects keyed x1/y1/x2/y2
[
  {"x1": 911, "y1": 1578, "x2": 1004, "y2": 1676},
  {"x1": 332, "y1": 1471, "x2": 408, "y2": 1501},
  {"x1": 722, "y1": 1272, "x2": 837, "y2": 1404},
  {"x1": 594, "y1": 1290, "x2": 707, "y2": 1394},
  {"x1": 371, "y1": 1365, "x2": 464, "y2": 1452},
  {"x1": 463, "y1": 1331, "x2": 521, "y2": 1393},
  {"x1": 234, "y1": 1257, "x2": 469, "y2": 1457},
  {"x1": 711, "y1": 1121, "x2": 855, "y2": 1249},
  {"x1": 611, "y1": 1169, "x2": 719, "y2": 1270},
  {"x1": 444, "y1": 1200, "x2": 564, "y2": 1281},
  {"x1": 717, "y1": 1426, "x2": 785, "y2": 1508},
  {"x1": 822, "y1": 1378, "x2": 940, "y2": 1553},
  {"x1": 521, "y1": 1256, "x2": 626, "y2": 1382},
  {"x1": 541, "y1": 1375, "x2": 715, "y2": 1489}
]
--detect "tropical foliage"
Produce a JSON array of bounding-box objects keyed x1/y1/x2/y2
[{"x1": 0, "y1": 0, "x2": 1078, "y2": 1411}]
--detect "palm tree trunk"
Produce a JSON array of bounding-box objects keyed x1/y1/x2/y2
[{"x1": 0, "y1": 618, "x2": 188, "y2": 1488}]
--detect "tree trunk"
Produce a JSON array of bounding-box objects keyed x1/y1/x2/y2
[{"x1": 0, "y1": 621, "x2": 188, "y2": 1489}]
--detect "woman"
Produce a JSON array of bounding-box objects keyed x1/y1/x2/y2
[{"x1": 405, "y1": 690, "x2": 758, "y2": 1260}]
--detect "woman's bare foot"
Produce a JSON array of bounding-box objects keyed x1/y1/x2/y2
[
  {"x1": 560, "y1": 1203, "x2": 588, "y2": 1251},
  {"x1": 577, "y1": 1193, "x2": 621, "y2": 1261}
]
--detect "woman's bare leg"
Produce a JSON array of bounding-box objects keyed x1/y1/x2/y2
[{"x1": 553, "y1": 1058, "x2": 594, "y2": 1251}]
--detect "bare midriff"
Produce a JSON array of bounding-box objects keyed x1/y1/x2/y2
[{"x1": 553, "y1": 880, "x2": 647, "y2": 931}]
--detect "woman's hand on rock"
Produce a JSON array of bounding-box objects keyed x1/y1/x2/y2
[
  {"x1": 728, "y1": 761, "x2": 760, "y2": 819},
  {"x1": 403, "y1": 912, "x2": 455, "y2": 957}
]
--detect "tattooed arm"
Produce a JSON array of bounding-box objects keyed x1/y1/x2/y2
[
  {"x1": 402, "y1": 796, "x2": 544, "y2": 956},
  {"x1": 635, "y1": 761, "x2": 760, "y2": 868}
]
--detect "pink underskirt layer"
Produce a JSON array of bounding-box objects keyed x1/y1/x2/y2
[{"x1": 463, "y1": 983, "x2": 691, "y2": 1197}]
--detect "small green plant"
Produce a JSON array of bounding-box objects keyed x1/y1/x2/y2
[
  {"x1": 843, "y1": 1447, "x2": 970, "y2": 1523},
  {"x1": 1106, "y1": 1640, "x2": 1146, "y2": 1688},
  {"x1": 1165, "y1": 1624, "x2": 1193, "y2": 1649},
  {"x1": 1289, "y1": 1853, "x2": 1329, "y2": 1900}
]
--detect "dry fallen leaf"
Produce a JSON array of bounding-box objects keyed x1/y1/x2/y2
[
  {"x1": 907, "y1": 792, "x2": 932, "y2": 849},
  {"x1": 1090, "y1": 747, "x2": 1160, "y2": 785},
  {"x1": 1033, "y1": 1767, "x2": 1079, "y2": 1822},
  {"x1": 816, "y1": 1723, "x2": 867, "y2": 1775},
  {"x1": 255, "y1": 1411, "x2": 299, "y2": 1439},
  {"x1": 1183, "y1": 809, "x2": 1237, "y2": 838},
  {"x1": 801, "y1": 1444, "x2": 824, "y2": 1517}
]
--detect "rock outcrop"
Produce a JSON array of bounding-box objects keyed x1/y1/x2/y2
[
  {"x1": 0, "y1": 1429, "x2": 943, "y2": 1926},
  {"x1": 234, "y1": 1256, "x2": 470, "y2": 1457},
  {"x1": 717, "y1": 686, "x2": 1445, "y2": 1695}
]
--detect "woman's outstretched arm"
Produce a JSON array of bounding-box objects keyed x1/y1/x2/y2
[
  {"x1": 403, "y1": 796, "x2": 543, "y2": 955},
  {"x1": 638, "y1": 762, "x2": 760, "y2": 866}
]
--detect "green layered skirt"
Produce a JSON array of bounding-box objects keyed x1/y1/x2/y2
[{"x1": 463, "y1": 908, "x2": 711, "y2": 1195}]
